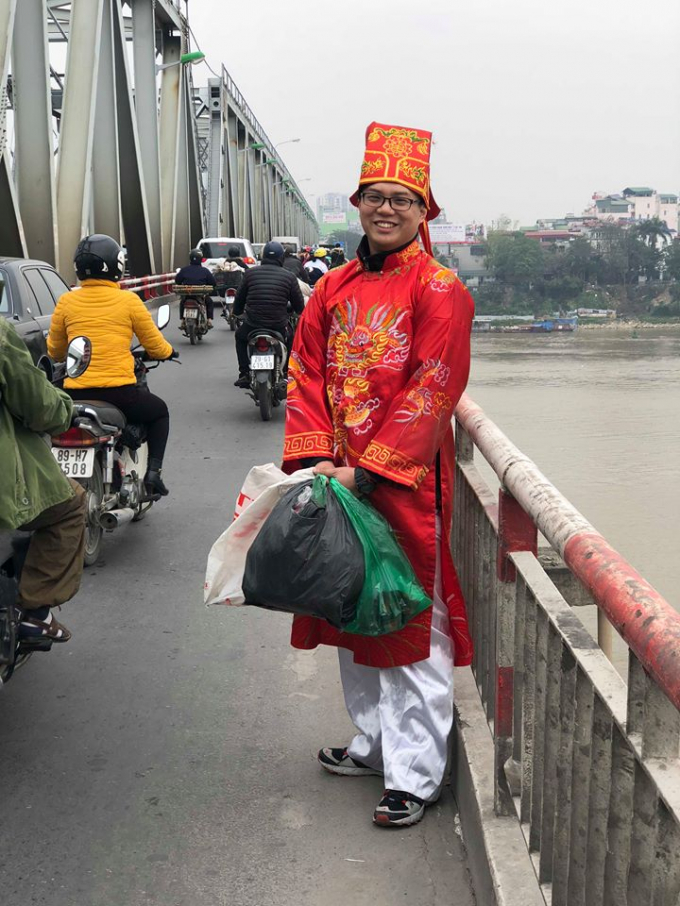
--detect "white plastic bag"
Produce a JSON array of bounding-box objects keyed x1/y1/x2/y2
[{"x1": 204, "y1": 464, "x2": 315, "y2": 607}]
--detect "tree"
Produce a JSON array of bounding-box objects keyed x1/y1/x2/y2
[
  {"x1": 327, "y1": 230, "x2": 361, "y2": 259},
  {"x1": 485, "y1": 231, "x2": 544, "y2": 287},
  {"x1": 563, "y1": 236, "x2": 595, "y2": 284},
  {"x1": 663, "y1": 241, "x2": 680, "y2": 282},
  {"x1": 633, "y1": 216, "x2": 673, "y2": 251}
]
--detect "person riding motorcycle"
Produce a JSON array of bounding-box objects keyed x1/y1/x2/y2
[
  {"x1": 175, "y1": 248, "x2": 217, "y2": 329},
  {"x1": 0, "y1": 316, "x2": 86, "y2": 643},
  {"x1": 282, "y1": 246, "x2": 309, "y2": 283},
  {"x1": 232, "y1": 241, "x2": 305, "y2": 388},
  {"x1": 304, "y1": 247, "x2": 329, "y2": 286},
  {"x1": 47, "y1": 234, "x2": 177, "y2": 498}
]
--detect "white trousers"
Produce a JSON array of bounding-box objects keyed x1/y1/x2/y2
[{"x1": 338, "y1": 518, "x2": 454, "y2": 802}]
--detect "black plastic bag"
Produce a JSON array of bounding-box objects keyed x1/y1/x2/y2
[{"x1": 242, "y1": 478, "x2": 364, "y2": 629}]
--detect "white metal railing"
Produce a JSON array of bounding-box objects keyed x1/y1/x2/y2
[{"x1": 453, "y1": 393, "x2": 680, "y2": 904}]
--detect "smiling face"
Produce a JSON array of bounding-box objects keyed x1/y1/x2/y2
[{"x1": 358, "y1": 182, "x2": 427, "y2": 254}]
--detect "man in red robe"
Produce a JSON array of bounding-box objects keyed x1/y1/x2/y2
[{"x1": 282, "y1": 122, "x2": 474, "y2": 827}]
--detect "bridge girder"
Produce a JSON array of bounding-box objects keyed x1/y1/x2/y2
[{"x1": 0, "y1": 0, "x2": 317, "y2": 278}]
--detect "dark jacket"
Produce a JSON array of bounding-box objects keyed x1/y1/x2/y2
[
  {"x1": 233, "y1": 259, "x2": 305, "y2": 329},
  {"x1": 175, "y1": 264, "x2": 216, "y2": 287},
  {"x1": 282, "y1": 255, "x2": 308, "y2": 283}
]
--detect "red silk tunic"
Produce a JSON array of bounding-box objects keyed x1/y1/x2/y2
[{"x1": 282, "y1": 240, "x2": 474, "y2": 668}]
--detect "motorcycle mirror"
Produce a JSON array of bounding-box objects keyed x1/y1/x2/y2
[
  {"x1": 66, "y1": 336, "x2": 92, "y2": 378},
  {"x1": 157, "y1": 304, "x2": 171, "y2": 330}
]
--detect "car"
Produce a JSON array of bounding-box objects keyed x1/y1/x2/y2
[
  {"x1": 0, "y1": 257, "x2": 71, "y2": 377},
  {"x1": 197, "y1": 237, "x2": 257, "y2": 270}
]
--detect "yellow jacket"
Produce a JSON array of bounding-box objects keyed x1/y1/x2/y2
[{"x1": 48, "y1": 280, "x2": 173, "y2": 389}]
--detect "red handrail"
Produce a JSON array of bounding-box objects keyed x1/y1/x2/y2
[{"x1": 454, "y1": 392, "x2": 680, "y2": 710}]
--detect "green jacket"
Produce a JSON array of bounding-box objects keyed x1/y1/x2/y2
[{"x1": 0, "y1": 317, "x2": 74, "y2": 530}]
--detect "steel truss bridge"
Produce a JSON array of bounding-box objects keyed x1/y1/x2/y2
[{"x1": 0, "y1": 0, "x2": 317, "y2": 279}]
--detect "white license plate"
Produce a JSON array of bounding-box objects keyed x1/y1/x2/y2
[
  {"x1": 52, "y1": 447, "x2": 95, "y2": 478},
  {"x1": 185, "y1": 308, "x2": 198, "y2": 319},
  {"x1": 251, "y1": 355, "x2": 274, "y2": 369}
]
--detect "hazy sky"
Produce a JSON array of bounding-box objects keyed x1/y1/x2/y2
[{"x1": 187, "y1": 0, "x2": 679, "y2": 226}]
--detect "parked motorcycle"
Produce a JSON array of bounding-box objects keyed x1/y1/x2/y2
[
  {"x1": 51, "y1": 304, "x2": 177, "y2": 565},
  {"x1": 175, "y1": 285, "x2": 212, "y2": 345},
  {"x1": 245, "y1": 327, "x2": 288, "y2": 421}
]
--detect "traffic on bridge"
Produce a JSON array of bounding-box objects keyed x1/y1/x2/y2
[{"x1": 1, "y1": 1, "x2": 678, "y2": 905}]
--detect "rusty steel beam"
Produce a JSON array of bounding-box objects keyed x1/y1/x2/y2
[{"x1": 454, "y1": 392, "x2": 680, "y2": 712}]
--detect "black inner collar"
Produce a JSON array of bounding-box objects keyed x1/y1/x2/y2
[{"x1": 356, "y1": 234, "x2": 418, "y2": 272}]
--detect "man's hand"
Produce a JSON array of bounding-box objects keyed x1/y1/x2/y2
[{"x1": 313, "y1": 461, "x2": 357, "y2": 493}]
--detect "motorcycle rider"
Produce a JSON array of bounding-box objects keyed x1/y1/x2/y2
[
  {"x1": 232, "y1": 241, "x2": 305, "y2": 388},
  {"x1": 175, "y1": 248, "x2": 217, "y2": 329},
  {"x1": 47, "y1": 234, "x2": 177, "y2": 498},
  {"x1": 0, "y1": 316, "x2": 86, "y2": 643},
  {"x1": 304, "y1": 247, "x2": 329, "y2": 287},
  {"x1": 282, "y1": 246, "x2": 309, "y2": 283}
]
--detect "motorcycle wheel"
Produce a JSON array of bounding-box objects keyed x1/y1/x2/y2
[
  {"x1": 188, "y1": 323, "x2": 196, "y2": 346},
  {"x1": 83, "y1": 459, "x2": 104, "y2": 567},
  {"x1": 256, "y1": 380, "x2": 273, "y2": 421}
]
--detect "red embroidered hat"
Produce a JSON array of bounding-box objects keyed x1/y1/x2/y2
[{"x1": 349, "y1": 121, "x2": 441, "y2": 221}]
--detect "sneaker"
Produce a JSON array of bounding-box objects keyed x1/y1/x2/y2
[
  {"x1": 234, "y1": 375, "x2": 250, "y2": 388},
  {"x1": 19, "y1": 607, "x2": 71, "y2": 643},
  {"x1": 207, "y1": 320, "x2": 214, "y2": 330},
  {"x1": 373, "y1": 789, "x2": 426, "y2": 827},
  {"x1": 318, "y1": 747, "x2": 383, "y2": 777}
]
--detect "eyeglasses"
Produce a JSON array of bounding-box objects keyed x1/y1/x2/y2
[{"x1": 359, "y1": 191, "x2": 423, "y2": 212}]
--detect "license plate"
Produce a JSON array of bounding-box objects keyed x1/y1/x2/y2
[
  {"x1": 251, "y1": 355, "x2": 274, "y2": 369},
  {"x1": 185, "y1": 308, "x2": 198, "y2": 319},
  {"x1": 52, "y1": 447, "x2": 95, "y2": 478}
]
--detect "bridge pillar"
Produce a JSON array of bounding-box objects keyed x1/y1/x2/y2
[{"x1": 13, "y1": 0, "x2": 58, "y2": 265}]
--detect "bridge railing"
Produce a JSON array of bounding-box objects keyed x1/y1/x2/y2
[
  {"x1": 119, "y1": 273, "x2": 177, "y2": 303},
  {"x1": 453, "y1": 393, "x2": 680, "y2": 905}
]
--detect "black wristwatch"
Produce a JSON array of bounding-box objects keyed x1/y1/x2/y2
[{"x1": 354, "y1": 467, "x2": 378, "y2": 496}]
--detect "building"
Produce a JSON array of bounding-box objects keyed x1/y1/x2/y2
[
  {"x1": 584, "y1": 188, "x2": 678, "y2": 233},
  {"x1": 622, "y1": 187, "x2": 678, "y2": 232}
]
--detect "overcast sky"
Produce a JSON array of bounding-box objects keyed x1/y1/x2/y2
[{"x1": 187, "y1": 0, "x2": 679, "y2": 226}]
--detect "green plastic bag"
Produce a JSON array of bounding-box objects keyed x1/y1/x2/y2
[{"x1": 329, "y1": 477, "x2": 432, "y2": 636}]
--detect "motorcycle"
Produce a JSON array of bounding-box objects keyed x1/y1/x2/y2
[
  {"x1": 0, "y1": 355, "x2": 78, "y2": 686},
  {"x1": 175, "y1": 284, "x2": 212, "y2": 345},
  {"x1": 0, "y1": 531, "x2": 50, "y2": 687},
  {"x1": 221, "y1": 287, "x2": 238, "y2": 331},
  {"x1": 245, "y1": 326, "x2": 289, "y2": 422},
  {"x1": 51, "y1": 304, "x2": 177, "y2": 565}
]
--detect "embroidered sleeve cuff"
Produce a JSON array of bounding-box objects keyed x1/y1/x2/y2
[
  {"x1": 283, "y1": 432, "x2": 334, "y2": 462},
  {"x1": 358, "y1": 442, "x2": 428, "y2": 491}
]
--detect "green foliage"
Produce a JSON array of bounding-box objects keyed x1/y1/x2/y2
[
  {"x1": 485, "y1": 231, "x2": 544, "y2": 287},
  {"x1": 663, "y1": 241, "x2": 680, "y2": 282}
]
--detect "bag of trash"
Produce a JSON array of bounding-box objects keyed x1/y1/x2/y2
[
  {"x1": 242, "y1": 476, "x2": 364, "y2": 629},
  {"x1": 204, "y1": 465, "x2": 315, "y2": 607},
  {"x1": 330, "y1": 478, "x2": 432, "y2": 636}
]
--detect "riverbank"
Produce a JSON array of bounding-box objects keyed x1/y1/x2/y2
[{"x1": 577, "y1": 318, "x2": 680, "y2": 331}]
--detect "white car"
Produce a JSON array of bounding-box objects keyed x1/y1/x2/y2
[{"x1": 197, "y1": 237, "x2": 257, "y2": 270}]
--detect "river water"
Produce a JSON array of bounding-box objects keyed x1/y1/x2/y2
[{"x1": 467, "y1": 327, "x2": 680, "y2": 610}]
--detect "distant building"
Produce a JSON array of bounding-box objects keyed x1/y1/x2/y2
[{"x1": 584, "y1": 188, "x2": 678, "y2": 233}]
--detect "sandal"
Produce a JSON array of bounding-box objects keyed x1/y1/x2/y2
[{"x1": 19, "y1": 609, "x2": 72, "y2": 643}]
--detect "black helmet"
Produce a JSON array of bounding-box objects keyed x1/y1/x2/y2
[
  {"x1": 189, "y1": 248, "x2": 202, "y2": 265},
  {"x1": 228, "y1": 245, "x2": 241, "y2": 258},
  {"x1": 74, "y1": 234, "x2": 125, "y2": 281},
  {"x1": 263, "y1": 241, "x2": 284, "y2": 263}
]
